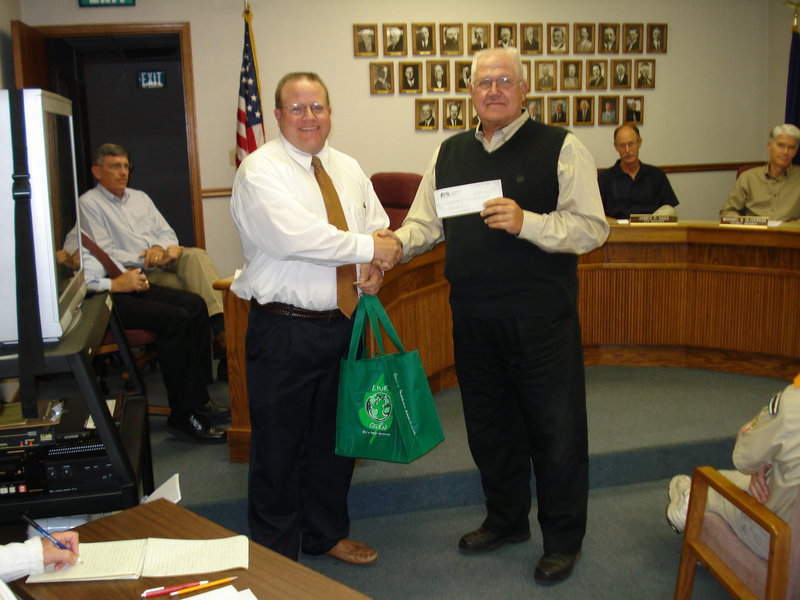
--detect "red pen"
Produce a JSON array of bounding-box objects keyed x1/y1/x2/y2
[{"x1": 141, "y1": 581, "x2": 208, "y2": 598}]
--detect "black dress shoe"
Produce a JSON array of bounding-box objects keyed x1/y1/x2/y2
[
  {"x1": 534, "y1": 551, "x2": 581, "y2": 584},
  {"x1": 196, "y1": 399, "x2": 231, "y2": 420},
  {"x1": 458, "y1": 527, "x2": 530, "y2": 554},
  {"x1": 167, "y1": 412, "x2": 227, "y2": 443}
]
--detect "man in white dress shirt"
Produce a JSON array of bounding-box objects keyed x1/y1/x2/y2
[{"x1": 230, "y1": 72, "x2": 400, "y2": 566}]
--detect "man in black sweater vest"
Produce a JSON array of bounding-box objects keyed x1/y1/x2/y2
[{"x1": 393, "y1": 47, "x2": 609, "y2": 585}]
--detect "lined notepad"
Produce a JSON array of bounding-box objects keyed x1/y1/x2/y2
[{"x1": 26, "y1": 536, "x2": 248, "y2": 583}]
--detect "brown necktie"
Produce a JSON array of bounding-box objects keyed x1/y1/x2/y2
[{"x1": 311, "y1": 156, "x2": 358, "y2": 318}]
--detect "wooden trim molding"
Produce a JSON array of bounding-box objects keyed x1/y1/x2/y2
[{"x1": 216, "y1": 222, "x2": 800, "y2": 462}]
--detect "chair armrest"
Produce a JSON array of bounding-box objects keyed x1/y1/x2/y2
[{"x1": 683, "y1": 466, "x2": 789, "y2": 600}]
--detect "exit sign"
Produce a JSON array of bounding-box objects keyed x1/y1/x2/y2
[
  {"x1": 137, "y1": 70, "x2": 166, "y2": 89},
  {"x1": 79, "y1": 0, "x2": 135, "y2": 6}
]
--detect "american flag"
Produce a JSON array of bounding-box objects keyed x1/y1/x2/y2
[{"x1": 236, "y1": 8, "x2": 265, "y2": 166}]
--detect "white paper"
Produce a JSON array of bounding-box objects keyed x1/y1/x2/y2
[
  {"x1": 187, "y1": 585, "x2": 241, "y2": 599},
  {"x1": 26, "y1": 536, "x2": 248, "y2": 583},
  {"x1": 141, "y1": 536, "x2": 249, "y2": 577},
  {"x1": 143, "y1": 472, "x2": 182, "y2": 504},
  {"x1": 434, "y1": 179, "x2": 503, "y2": 218}
]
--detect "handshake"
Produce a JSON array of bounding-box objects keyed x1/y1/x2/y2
[{"x1": 371, "y1": 229, "x2": 403, "y2": 270}]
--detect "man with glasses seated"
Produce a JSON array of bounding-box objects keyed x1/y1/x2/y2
[
  {"x1": 230, "y1": 72, "x2": 401, "y2": 566},
  {"x1": 393, "y1": 47, "x2": 608, "y2": 585},
  {"x1": 598, "y1": 123, "x2": 679, "y2": 219},
  {"x1": 71, "y1": 143, "x2": 231, "y2": 381}
]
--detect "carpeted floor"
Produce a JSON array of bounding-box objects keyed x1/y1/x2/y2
[{"x1": 141, "y1": 364, "x2": 788, "y2": 599}]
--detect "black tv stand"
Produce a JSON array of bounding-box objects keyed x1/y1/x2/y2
[{"x1": 0, "y1": 292, "x2": 154, "y2": 521}]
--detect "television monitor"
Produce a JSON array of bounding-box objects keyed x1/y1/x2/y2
[{"x1": 0, "y1": 89, "x2": 87, "y2": 346}]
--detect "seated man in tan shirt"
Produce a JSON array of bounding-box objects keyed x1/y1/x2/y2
[{"x1": 720, "y1": 124, "x2": 800, "y2": 221}]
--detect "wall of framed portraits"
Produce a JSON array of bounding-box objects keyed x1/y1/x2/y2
[
  {"x1": 354, "y1": 21, "x2": 667, "y2": 130},
  {"x1": 10, "y1": 0, "x2": 792, "y2": 277}
]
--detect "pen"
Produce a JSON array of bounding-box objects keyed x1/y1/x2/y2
[
  {"x1": 21, "y1": 514, "x2": 82, "y2": 563},
  {"x1": 141, "y1": 581, "x2": 208, "y2": 598},
  {"x1": 170, "y1": 576, "x2": 237, "y2": 596}
]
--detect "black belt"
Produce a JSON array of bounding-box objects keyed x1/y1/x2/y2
[{"x1": 250, "y1": 300, "x2": 344, "y2": 320}]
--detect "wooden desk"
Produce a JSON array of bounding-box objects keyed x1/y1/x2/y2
[
  {"x1": 217, "y1": 222, "x2": 800, "y2": 462},
  {"x1": 9, "y1": 499, "x2": 370, "y2": 600}
]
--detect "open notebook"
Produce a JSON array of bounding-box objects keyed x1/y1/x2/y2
[{"x1": 26, "y1": 536, "x2": 248, "y2": 583}]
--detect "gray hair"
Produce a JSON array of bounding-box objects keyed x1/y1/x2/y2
[
  {"x1": 769, "y1": 124, "x2": 800, "y2": 142},
  {"x1": 92, "y1": 143, "x2": 128, "y2": 166},
  {"x1": 470, "y1": 47, "x2": 524, "y2": 85}
]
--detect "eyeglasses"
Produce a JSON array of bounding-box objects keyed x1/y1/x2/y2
[
  {"x1": 474, "y1": 76, "x2": 519, "y2": 91},
  {"x1": 280, "y1": 103, "x2": 329, "y2": 116},
  {"x1": 102, "y1": 162, "x2": 133, "y2": 173}
]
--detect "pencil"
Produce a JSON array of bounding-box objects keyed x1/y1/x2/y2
[{"x1": 169, "y1": 576, "x2": 237, "y2": 596}]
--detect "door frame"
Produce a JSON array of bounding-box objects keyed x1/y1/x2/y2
[{"x1": 12, "y1": 21, "x2": 205, "y2": 247}]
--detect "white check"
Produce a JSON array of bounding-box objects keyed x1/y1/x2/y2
[{"x1": 434, "y1": 179, "x2": 504, "y2": 219}]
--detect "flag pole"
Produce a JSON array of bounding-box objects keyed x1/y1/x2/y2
[{"x1": 243, "y1": 1, "x2": 264, "y2": 106}]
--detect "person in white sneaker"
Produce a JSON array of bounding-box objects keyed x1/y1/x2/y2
[{"x1": 666, "y1": 375, "x2": 800, "y2": 559}]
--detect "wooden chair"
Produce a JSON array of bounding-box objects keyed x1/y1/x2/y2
[
  {"x1": 674, "y1": 465, "x2": 800, "y2": 600},
  {"x1": 737, "y1": 163, "x2": 765, "y2": 179},
  {"x1": 370, "y1": 172, "x2": 423, "y2": 230}
]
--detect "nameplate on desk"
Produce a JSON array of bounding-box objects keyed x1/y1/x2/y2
[
  {"x1": 628, "y1": 214, "x2": 678, "y2": 225},
  {"x1": 719, "y1": 215, "x2": 769, "y2": 228}
]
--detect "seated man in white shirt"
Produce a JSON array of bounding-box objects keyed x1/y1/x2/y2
[{"x1": 69, "y1": 144, "x2": 228, "y2": 378}]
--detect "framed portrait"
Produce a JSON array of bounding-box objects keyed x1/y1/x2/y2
[
  {"x1": 610, "y1": 59, "x2": 632, "y2": 89},
  {"x1": 598, "y1": 95, "x2": 620, "y2": 125},
  {"x1": 427, "y1": 60, "x2": 450, "y2": 92},
  {"x1": 598, "y1": 23, "x2": 620, "y2": 53},
  {"x1": 383, "y1": 23, "x2": 407, "y2": 56},
  {"x1": 647, "y1": 24, "x2": 668, "y2": 53},
  {"x1": 573, "y1": 23, "x2": 595, "y2": 54},
  {"x1": 468, "y1": 23, "x2": 491, "y2": 53},
  {"x1": 525, "y1": 96, "x2": 544, "y2": 123},
  {"x1": 623, "y1": 23, "x2": 644, "y2": 53},
  {"x1": 370, "y1": 62, "x2": 393, "y2": 94},
  {"x1": 547, "y1": 23, "x2": 568, "y2": 54},
  {"x1": 412, "y1": 23, "x2": 436, "y2": 55},
  {"x1": 573, "y1": 96, "x2": 594, "y2": 126},
  {"x1": 520, "y1": 23, "x2": 543, "y2": 54},
  {"x1": 353, "y1": 24, "x2": 378, "y2": 57},
  {"x1": 495, "y1": 23, "x2": 517, "y2": 48},
  {"x1": 586, "y1": 60, "x2": 608, "y2": 90},
  {"x1": 399, "y1": 61, "x2": 423, "y2": 94},
  {"x1": 635, "y1": 59, "x2": 655, "y2": 88},
  {"x1": 443, "y1": 98, "x2": 467, "y2": 129},
  {"x1": 521, "y1": 60, "x2": 531, "y2": 88},
  {"x1": 440, "y1": 23, "x2": 463, "y2": 55},
  {"x1": 560, "y1": 60, "x2": 582, "y2": 91},
  {"x1": 535, "y1": 60, "x2": 557, "y2": 91},
  {"x1": 455, "y1": 61, "x2": 472, "y2": 92},
  {"x1": 416, "y1": 98, "x2": 439, "y2": 130},
  {"x1": 468, "y1": 98, "x2": 479, "y2": 129},
  {"x1": 548, "y1": 96, "x2": 569, "y2": 125},
  {"x1": 623, "y1": 95, "x2": 644, "y2": 124}
]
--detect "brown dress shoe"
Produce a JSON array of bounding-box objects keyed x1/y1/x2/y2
[{"x1": 324, "y1": 538, "x2": 378, "y2": 565}]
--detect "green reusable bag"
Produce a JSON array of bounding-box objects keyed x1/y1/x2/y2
[{"x1": 336, "y1": 294, "x2": 444, "y2": 463}]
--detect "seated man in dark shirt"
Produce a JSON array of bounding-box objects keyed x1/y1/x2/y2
[{"x1": 598, "y1": 124, "x2": 679, "y2": 219}]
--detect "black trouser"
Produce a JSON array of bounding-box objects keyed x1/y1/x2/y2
[
  {"x1": 245, "y1": 309, "x2": 356, "y2": 560},
  {"x1": 111, "y1": 284, "x2": 211, "y2": 418},
  {"x1": 452, "y1": 310, "x2": 588, "y2": 554}
]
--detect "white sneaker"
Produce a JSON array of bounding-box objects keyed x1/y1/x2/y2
[{"x1": 666, "y1": 474, "x2": 692, "y2": 533}]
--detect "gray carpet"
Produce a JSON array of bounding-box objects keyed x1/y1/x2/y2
[{"x1": 141, "y1": 365, "x2": 788, "y2": 599}]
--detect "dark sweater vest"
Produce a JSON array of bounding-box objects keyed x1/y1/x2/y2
[{"x1": 436, "y1": 120, "x2": 577, "y2": 318}]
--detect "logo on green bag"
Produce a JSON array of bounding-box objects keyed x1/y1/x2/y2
[{"x1": 359, "y1": 374, "x2": 393, "y2": 432}]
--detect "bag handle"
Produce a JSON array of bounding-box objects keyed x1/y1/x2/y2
[
  {"x1": 346, "y1": 296, "x2": 370, "y2": 361},
  {"x1": 362, "y1": 295, "x2": 406, "y2": 355}
]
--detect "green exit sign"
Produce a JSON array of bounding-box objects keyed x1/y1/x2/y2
[
  {"x1": 137, "y1": 70, "x2": 166, "y2": 89},
  {"x1": 79, "y1": 0, "x2": 135, "y2": 6}
]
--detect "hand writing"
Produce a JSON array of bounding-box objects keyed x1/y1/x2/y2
[
  {"x1": 371, "y1": 229, "x2": 403, "y2": 270},
  {"x1": 357, "y1": 263, "x2": 383, "y2": 295},
  {"x1": 42, "y1": 530, "x2": 80, "y2": 571},
  {"x1": 481, "y1": 197, "x2": 523, "y2": 235}
]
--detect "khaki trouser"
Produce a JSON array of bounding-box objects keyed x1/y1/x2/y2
[{"x1": 147, "y1": 247, "x2": 224, "y2": 318}]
